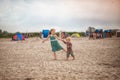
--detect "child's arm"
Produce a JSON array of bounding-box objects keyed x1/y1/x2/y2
[
  {"x1": 54, "y1": 34, "x2": 66, "y2": 44},
  {"x1": 62, "y1": 40, "x2": 67, "y2": 44},
  {"x1": 42, "y1": 35, "x2": 50, "y2": 43},
  {"x1": 54, "y1": 34, "x2": 62, "y2": 40}
]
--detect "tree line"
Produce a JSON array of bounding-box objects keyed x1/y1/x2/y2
[{"x1": 0, "y1": 29, "x2": 86, "y2": 38}]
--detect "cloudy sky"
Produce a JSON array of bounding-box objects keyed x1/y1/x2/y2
[{"x1": 0, "y1": 0, "x2": 120, "y2": 32}]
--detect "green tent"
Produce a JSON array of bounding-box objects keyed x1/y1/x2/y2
[{"x1": 71, "y1": 33, "x2": 80, "y2": 38}]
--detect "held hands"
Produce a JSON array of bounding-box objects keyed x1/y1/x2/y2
[
  {"x1": 58, "y1": 38, "x2": 62, "y2": 41},
  {"x1": 59, "y1": 38, "x2": 64, "y2": 41},
  {"x1": 61, "y1": 39, "x2": 65, "y2": 42}
]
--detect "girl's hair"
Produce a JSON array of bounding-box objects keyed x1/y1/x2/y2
[{"x1": 49, "y1": 29, "x2": 55, "y2": 34}]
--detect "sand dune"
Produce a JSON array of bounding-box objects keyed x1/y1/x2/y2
[{"x1": 0, "y1": 37, "x2": 120, "y2": 80}]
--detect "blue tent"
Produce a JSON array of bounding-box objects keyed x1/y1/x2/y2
[
  {"x1": 42, "y1": 30, "x2": 49, "y2": 38},
  {"x1": 95, "y1": 29, "x2": 103, "y2": 33},
  {"x1": 103, "y1": 30, "x2": 112, "y2": 38},
  {"x1": 16, "y1": 33, "x2": 22, "y2": 40},
  {"x1": 104, "y1": 30, "x2": 112, "y2": 33}
]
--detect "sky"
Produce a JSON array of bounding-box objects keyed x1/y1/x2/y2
[{"x1": 0, "y1": 0, "x2": 120, "y2": 32}]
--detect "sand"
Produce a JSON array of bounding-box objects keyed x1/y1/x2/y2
[{"x1": 0, "y1": 37, "x2": 120, "y2": 80}]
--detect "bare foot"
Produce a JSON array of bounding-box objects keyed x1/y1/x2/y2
[{"x1": 72, "y1": 57, "x2": 75, "y2": 60}]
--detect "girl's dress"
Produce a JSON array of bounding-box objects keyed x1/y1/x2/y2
[{"x1": 50, "y1": 35, "x2": 63, "y2": 52}]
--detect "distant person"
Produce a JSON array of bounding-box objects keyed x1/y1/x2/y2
[
  {"x1": 12, "y1": 35, "x2": 17, "y2": 41},
  {"x1": 39, "y1": 32, "x2": 42, "y2": 39},
  {"x1": 62, "y1": 37, "x2": 75, "y2": 60},
  {"x1": 22, "y1": 35, "x2": 25, "y2": 40},
  {"x1": 42, "y1": 28, "x2": 66, "y2": 60},
  {"x1": 89, "y1": 33, "x2": 93, "y2": 40},
  {"x1": 61, "y1": 32, "x2": 69, "y2": 39},
  {"x1": 93, "y1": 32, "x2": 96, "y2": 39},
  {"x1": 61, "y1": 32, "x2": 65, "y2": 39}
]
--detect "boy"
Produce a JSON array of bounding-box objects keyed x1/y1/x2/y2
[{"x1": 62, "y1": 37, "x2": 75, "y2": 60}]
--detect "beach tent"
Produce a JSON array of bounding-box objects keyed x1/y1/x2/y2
[
  {"x1": 95, "y1": 29, "x2": 103, "y2": 33},
  {"x1": 104, "y1": 30, "x2": 112, "y2": 33},
  {"x1": 116, "y1": 30, "x2": 120, "y2": 37},
  {"x1": 103, "y1": 30, "x2": 112, "y2": 38},
  {"x1": 42, "y1": 30, "x2": 49, "y2": 38},
  {"x1": 16, "y1": 33, "x2": 22, "y2": 40},
  {"x1": 12, "y1": 33, "x2": 25, "y2": 41},
  {"x1": 95, "y1": 29, "x2": 103, "y2": 39},
  {"x1": 71, "y1": 33, "x2": 80, "y2": 38}
]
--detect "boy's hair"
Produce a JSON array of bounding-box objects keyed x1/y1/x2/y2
[{"x1": 66, "y1": 37, "x2": 71, "y2": 41}]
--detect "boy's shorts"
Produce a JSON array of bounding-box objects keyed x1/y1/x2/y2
[{"x1": 67, "y1": 51, "x2": 74, "y2": 58}]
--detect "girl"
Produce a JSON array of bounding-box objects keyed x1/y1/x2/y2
[{"x1": 42, "y1": 29, "x2": 66, "y2": 60}]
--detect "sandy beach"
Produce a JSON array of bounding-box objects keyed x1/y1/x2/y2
[{"x1": 0, "y1": 37, "x2": 120, "y2": 80}]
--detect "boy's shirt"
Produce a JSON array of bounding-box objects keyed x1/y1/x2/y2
[{"x1": 63, "y1": 40, "x2": 73, "y2": 53}]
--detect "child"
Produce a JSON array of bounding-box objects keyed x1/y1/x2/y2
[
  {"x1": 62, "y1": 37, "x2": 75, "y2": 60},
  {"x1": 42, "y1": 29, "x2": 66, "y2": 60}
]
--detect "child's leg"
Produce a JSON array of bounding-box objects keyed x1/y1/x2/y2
[
  {"x1": 66, "y1": 52, "x2": 70, "y2": 60},
  {"x1": 54, "y1": 52, "x2": 57, "y2": 60},
  {"x1": 70, "y1": 52, "x2": 75, "y2": 60}
]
